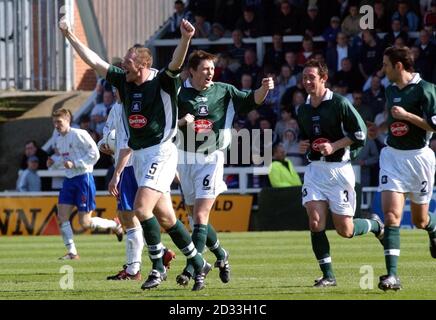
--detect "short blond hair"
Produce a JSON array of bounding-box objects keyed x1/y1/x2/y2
[
  {"x1": 127, "y1": 47, "x2": 153, "y2": 68},
  {"x1": 52, "y1": 108, "x2": 72, "y2": 122}
]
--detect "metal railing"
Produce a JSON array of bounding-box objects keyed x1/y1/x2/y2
[{"x1": 0, "y1": 0, "x2": 72, "y2": 91}]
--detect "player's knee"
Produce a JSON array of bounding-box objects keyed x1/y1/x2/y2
[
  {"x1": 336, "y1": 228, "x2": 353, "y2": 238},
  {"x1": 309, "y1": 220, "x2": 323, "y2": 232},
  {"x1": 79, "y1": 219, "x2": 92, "y2": 229},
  {"x1": 412, "y1": 217, "x2": 428, "y2": 229},
  {"x1": 157, "y1": 215, "x2": 176, "y2": 229},
  {"x1": 383, "y1": 211, "x2": 398, "y2": 225}
]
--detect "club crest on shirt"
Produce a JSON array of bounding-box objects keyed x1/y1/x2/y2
[
  {"x1": 390, "y1": 122, "x2": 409, "y2": 137},
  {"x1": 197, "y1": 105, "x2": 209, "y2": 116},
  {"x1": 313, "y1": 124, "x2": 321, "y2": 135},
  {"x1": 131, "y1": 101, "x2": 142, "y2": 112}
]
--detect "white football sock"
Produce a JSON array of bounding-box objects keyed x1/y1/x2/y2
[
  {"x1": 90, "y1": 217, "x2": 117, "y2": 231},
  {"x1": 60, "y1": 221, "x2": 77, "y2": 255},
  {"x1": 126, "y1": 227, "x2": 144, "y2": 275}
]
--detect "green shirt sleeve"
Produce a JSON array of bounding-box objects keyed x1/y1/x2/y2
[
  {"x1": 340, "y1": 98, "x2": 367, "y2": 148},
  {"x1": 106, "y1": 65, "x2": 126, "y2": 91},
  {"x1": 159, "y1": 68, "x2": 182, "y2": 97},
  {"x1": 228, "y1": 85, "x2": 257, "y2": 114},
  {"x1": 421, "y1": 82, "x2": 436, "y2": 131}
]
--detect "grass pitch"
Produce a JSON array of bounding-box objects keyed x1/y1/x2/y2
[{"x1": 0, "y1": 230, "x2": 435, "y2": 300}]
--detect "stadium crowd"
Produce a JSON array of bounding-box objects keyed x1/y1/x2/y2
[{"x1": 26, "y1": 0, "x2": 436, "y2": 191}]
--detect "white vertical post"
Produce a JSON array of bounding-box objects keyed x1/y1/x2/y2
[{"x1": 64, "y1": 0, "x2": 74, "y2": 91}]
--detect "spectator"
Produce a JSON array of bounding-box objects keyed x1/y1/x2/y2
[
  {"x1": 273, "y1": 0, "x2": 300, "y2": 35},
  {"x1": 169, "y1": 0, "x2": 193, "y2": 38},
  {"x1": 384, "y1": 18, "x2": 409, "y2": 47},
  {"x1": 333, "y1": 57, "x2": 364, "y2": 93},
  {"x1": 352, "y1": 90, "x2": 374, "y2": 122},
  {"x1": 281, "y1": 74, "x2": 305, "y2": 110},
  {"x1": 281, "y1": 128, "x2": 304, "y2": 166},
  {"x1": 300, "y1": 4, "x2": 324, "y2": 37},
  {"x1": 394, "y1": 35, "x2": 407, "y2": 48},
  {"x1": 362, "y1": 69, "x2": 391, "y2": 91},
  {"x1": 423, "y1": 0, "x2": 436, "y2": 27},
  {"x1": 326, "y1": 32, "x2": 354, "y2": 76},
  {"x1": 16, "y1": 156, "x2": 41, "y2": 192},
  {"x1": 322, "y1": 16, "x2": 342, "y2": 46},
  {"x1": 362, "y1": 75, "x2": 386, "y2": 116},
  {"x1": 414, "y1": 29, "x2": 436, "y2": 81},
  {"x1": 91, "y1": 90, "x2": 114, "y2": 137},
  {"x1": 274, "y1": 106, "x2": 294, "y2": 139},
  {"x1": 283, "y1": 50, "x2": 303, "y2": 76},
  {"x1": 392, "y1": 0, "x2": 420, "y2": 32},
  {"x1": 374, "y1": 0, "x2": 391, "y2": 32},
  {"x1": 351, "y1": 137, "x2": 380, "y2": 187},
  {"x1": 296, "y1": 36, "x2": 315, "y2": 67},
  {"x1": 235, "y1": 48, "x2": 261, "y2": 89},
  {"x1": 235, "y1": 6, "x2": 265, "y2": 38},
  {"x1": 240, "y1": 73, "x2": 254, "y2": 92},
  {"x1": 228, "y1": 29, "x2": 250, "y2": 65},
  {"x1": 214, "y1": 53, "x2": 235, "y2": 85},
  {"x1": 193, "y1": 11, "x2": 211, "y2": 39},
  {"x1": 373, "y1": 105, "x2": 389, "y2": 147},
  {"x1": 268, "y1": 143, "x2": 302, "y2": 188},
  {"x1": 277, "y1": 64, "x2": 297, "y2": 99},
  {"x1": 245, "y1": 109, "x2": 260, "y2": 131},
  {"x1": 341, "y1": 4, "x2": 362, "y2": 37},
  {"x1": 263, "y1": 32, "x2": 286, "y2": 73},
  {"x1": 20, "y1": 140, "x2": 48, "y2": 170},
  {"x1": 358, "y1": 29, "x2": 384, "y2": 81},
  {"x1": 208, "y1": 22, "x2": 227, "y2": 42}
]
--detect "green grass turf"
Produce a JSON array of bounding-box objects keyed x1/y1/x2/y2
[{"x1": 0, "y1": 230, "x2": 435, "y2": 300}]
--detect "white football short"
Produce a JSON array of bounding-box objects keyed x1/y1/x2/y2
[
  {"x1": 379, "y1": 146, "x2": 435, "y2": 204},
  {"x1": 302, "y1": 161, "x2": 356, "y2": 216},
  {"x1": 177, "y1": 150, "x2": 227, "y2": 206},
  {"x1": 132, "y1": 141, "x2": 177, "y2": 193}
]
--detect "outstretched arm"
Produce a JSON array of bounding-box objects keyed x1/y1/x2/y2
[
  {"x1": 59, "y1": 15, "x2": 110, "y2": 78},
  {"x1": 168, "y1": 19, "x2": 195, "y2": 72}
]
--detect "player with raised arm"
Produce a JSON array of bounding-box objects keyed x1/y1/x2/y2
[
  {"x1": 59, "y1": 14, "x2": 211, "y2": 291},
  {"x1": 175, "y1": 50, "x2": 274, "y2": 288}
]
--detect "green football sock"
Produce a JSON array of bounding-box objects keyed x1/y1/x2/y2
[
  {"x1": 384, "y1": 226, "x2": 400, "y2": 276},
  {"x1": 206, "y1": 224, "x2": 226, "y2": 260},
  {"x1": 425, "y1": 214, "x2": 436, "y2": 238},
  {"x1": 353, "y1": 218, "x2": 380, "y2": 237},
  {"x1": 167, "y1": 220, "x2": 204, "y2": 274},
  {"x1": 140, "y1": 217, "x2": 164, "y2": 273},
  {"x1": 311, "y1": 231, "x2": 335, "y2": 279}
]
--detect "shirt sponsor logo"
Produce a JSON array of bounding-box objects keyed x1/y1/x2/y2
[
  {"x1": 354, "y1": 131, "x2": 366, "y2": 140},
  {"x1": 131, "y1": 101, "x2": 142, "y2": 112},
  {"x1": 311, "y1": 138, "x2": 330, "y2": 152},
  {"x1": 393, "y1": 97, "x2": 402, "y2": 103},
  {"x1": 390, "y1": 122, "x2": 409, "y2": 137},
  {"x1": 128, "y1": 115, "x2": 148, "y2": 129},
  {"x1": 198, "y1": 105, "x2": 209, "y2": 116},
  {"x1": 194, "y1": 119, "x2": 213, "y2": 133}
]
